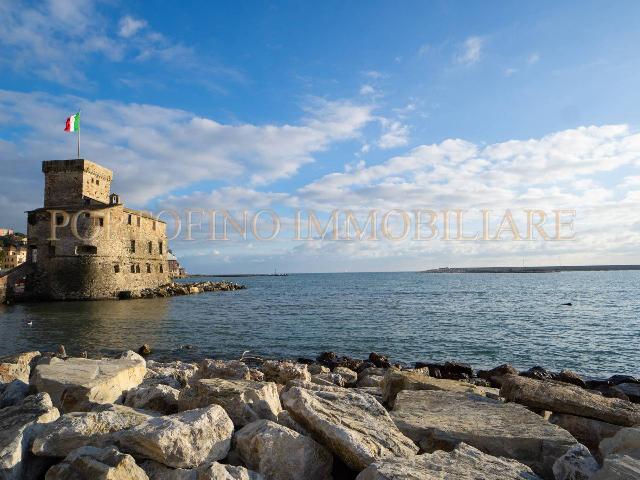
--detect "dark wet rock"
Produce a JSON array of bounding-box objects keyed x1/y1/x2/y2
[
  {"x1": 368, "y1": 352, "x2": 391, "y2": 369},
  {"x1": 557, "y1": 369, "x2": 587, "y2": 389},
  {"x1": 521, "y1": 366, "x2": 556, "y2": 381},
  {"x1": 316, "y1": 352, "x2": 338, "y2": 368},
  {"x1": 591, "y1": 385, "x2": 630, "y2": 401},
  {"x1": 296, "y1": 357, "x2": 315, "y2": 365},
  {"x1": 0, "y1": 380, "x2": 30, "y2": 408},
  {"x1": 442, "y1": 361, "x2": 473, "y2": 380},
  {"x1": 138, "y1": 345, "x2": 152, "y2": 356},
  {"x1": 608, "y1": 375, "x2": 639, "y2": 386},
  {"x1": 617, "y1": 383, "x2": 640, "y2": 403}
]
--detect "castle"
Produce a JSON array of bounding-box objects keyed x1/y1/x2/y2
[{"x1": 17, "y1": 159, "x2": 170, "y2": 300}]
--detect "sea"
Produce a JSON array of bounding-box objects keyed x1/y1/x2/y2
[{"x1": 1, "y1": 271, "x2": 638, "y2": 379}]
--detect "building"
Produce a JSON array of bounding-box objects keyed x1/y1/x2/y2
[
  {"x1": 167, "y1": 250, "x2": 187, "y2": 278},
  {"x1": 0, "y1": 228, "x2": 14, "y2": 236},
  {"x1": 1, "y1": 244, "x2": 27, "y2": 270},
  {"x1": 23, "y1": 159, "x2": 170, "y2": 300}
]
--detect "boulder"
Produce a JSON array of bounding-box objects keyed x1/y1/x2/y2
[
  {"x1": 0, "y1": 362, "x2": 30, "y2": 384},
  {"x1": 608, "y1": 375, "x2": 639, "y2": 386},
  {"x1": 140, "y1": 460, "x2": 263, "y2": 480},
  {"x1": 552, "y1": 444, "x2": 599, "y2": 480},
  {"x1": 391, "y1": 390, "x2": 577, "y2": 478},
  {"x1": 276, "y1": 410, "x2": 309, "y2": 436},
  {"x1": 0, "y1": 380, "x2": 30, "y2": 408},
  {"x1": 521, "y1": 366, "x2": 556, "y2": 381},
  {"x1": 618, "y1": 383, "x2": 640, "y2": 403},
  {"x1": 368, "y1": 352, "x2": 391, "y2": 369},
  {"x1": 0, "y1": 351, "x2": 41, "y2": 366},
  {"x1": 356, "y1": 375, "x2": 383, "y2": 388},
  {"x1": 333, "y1": 367, "x2": 358, "y2": 386},
  {"x1": 358, "y1": 367, "x2": 386, "y2": 379},
  {"x1": 441, "y1": 361, "x2": 473, "y2": 380},
  {"x1": 146, "y1": 360, "x2": 199, "y2": 388},
  {"x1": 261, "y1": 361, "x2": 310, "y2": 384},
  {"x1": 282, "y1": 386, "x2": 418, "y2": 471},
  {"x1": 591, "y1": 454, "x2": 640, "y2": 479},
  {"x1": 307, "y1": 364, "x2": 330, "y2": 375},
  {"x1": 32, "y1": 405, "x2": 155, "y2": 457},
  {"x1": 500, "y1": 374, "x2": 640, "y2": 426},
  {"x1": 31, "y1": 354, "x2": 146, "y2": 412},
  {"x1": 477, "y1": 364, "x2": 519, "y2": 388},
  {"x1": 234, "y1": 419, "x2": 332, "y2": 480},
  {"x1": 116, "y1": 405, "x2": 234, "y2": 468},
  {"x1": 549, "y1": 413, "x2": 623, "y2": 455},
  {"x1": 557, "y1": 370, "x2": 587, "y2": 389},
  {"x1": 311, "y1": 372, "x2": 345, "y2": 387},
  {"x1": 200, "y1": 360, "x2": 251, "y2": 381},
  {"x1": 0, "y1": 393, "x2": 60, "y2": 480},
  {"x1": 599, "y1": 427, "x2": 640, "y2": 460},
  {"x1": 125, "y1": 384, "x2": 181, "y2": 414},
  {"x1": 44, "y1": 446, "x2": 148, "y2": 480},
  {"x1": 381, "y1": 368, "x2": 479, "y2": 407},
  {"x1": 356, "y1": 443, "x2": 540, "y2": 480},
  {"x1": 179, "y1": 378, "x2": 281, "y2": 428}
]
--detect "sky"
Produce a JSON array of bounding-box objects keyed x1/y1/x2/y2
[{"x1": 1, "y1": 0, "x2": 640, "y2": 273}]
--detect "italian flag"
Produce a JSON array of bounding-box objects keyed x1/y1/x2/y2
[{"x1": 64, "y1": 112, "x2": 80, "y2": 132}]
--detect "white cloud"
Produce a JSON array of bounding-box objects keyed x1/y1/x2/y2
[
  {"x1": 418, "y1": 44, "x2": 431, "y2": 57},
  {"x1": 118, "y1": 15, "x2": 147, "y2": 38},
  {"x1": 455, "y1": 36, "x2": 484, "y2": 66},
  {"x1": 377, "y1": 120, "x2": 410, "y2": 149},
  {"x1": 359, "y1": 84, "x2": 376, "y2": 96},
  {"x1": 528, "y1": 52, "x2": 540, "y2": 64}
]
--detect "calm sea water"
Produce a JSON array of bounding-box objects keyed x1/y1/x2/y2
[{"x1": 0, "y1": 271, "x2": 638, "y2": 378}]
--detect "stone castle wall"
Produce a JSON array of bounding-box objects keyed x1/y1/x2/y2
[{"x1": 43, "y1": 160, "x2": 113, "y2": 207}]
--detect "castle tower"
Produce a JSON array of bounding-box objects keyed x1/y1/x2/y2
[{"x1": 42, "y1": 159, "x2": 113, "y2": 207}]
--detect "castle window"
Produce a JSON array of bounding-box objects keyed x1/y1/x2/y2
[
  {"x1": 91, "y1": 178, "x2": 94, "y2": 183},
  {"x1": 99, "y1": 218, "x2": 104, "y2": 227},
  {"x1": 96, "y1": 179, "x2": 100, "y2": 185},
  {"x1": 158, "y1": 241, "x2": 163, "y2": 254},
  {"x1": 128, "y1": 215, "x2": 132, "y2": 225},
  {"x1": 148, "y1": 241, "x2": 152, "y2": 254},
  {"x1": 153, "y1": 221, "x2": 156, "y2": 231},
  {"x1": 159, "y1": 264, "x2": 164, "y2": 273},
  {"x1": 137, "y1": 217, "x2": 141, "y2": 227},
  {"x1": 130, "y1": 240, "x2": 136, "y2": 253},
  {"x1": 131, "y1": 265, "x2": 135, "y2": 273},
  {"x1": 136, "y1": 264, "x2": 141, "y2": 273},
  {"x1": 146, "y1": 263, "x2": 151, "y2": 273},
  {"x1": 114, "y1": 265, "x2": 120, "y2": 273},
  {"x1": 76, "y1": 245, "x2": 97, "y2": 255}
]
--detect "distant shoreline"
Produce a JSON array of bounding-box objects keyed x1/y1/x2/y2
[{"x1": 422, "y1": 265, "x2": 640, "y2": 273}]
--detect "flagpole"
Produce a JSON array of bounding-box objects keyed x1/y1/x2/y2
[{"x1": 77, "y1": 110, "x2": 81, "y2": 158}]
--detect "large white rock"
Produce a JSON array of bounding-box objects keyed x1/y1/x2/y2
[
  {"x1": 116, "y1": 405, "x2": 234, "y2": 468},
  {"x1": 599, "y1": 426, "x2": 640, "y2": 460},
  {"x1": 145, "y1": 360, "x2": 199, "y2": 389},
  {"x1": 549, "y1": 413, "x2": 623, "y2": 455},
  {"x1": 0, "y1": 380, "x2": 30, "y2": 408},
  {"x1": 391, "y1": 390, "x2": 577, "y2": 478},
  {"x1": 500, "y1": 374, "x2": 640, "y2": 427},
  {"x1": 125, "y1": 384, "x2": 181, "y2": 414},
  {"x1": 333, "y1": 367, "x2": 358, "y2": 386},
  {"x1": 234, "y1": 419, "x2": 333, "y2": 480},
  {"x1": 0, "y1": 352, "x2": 40, "y2": 384},
  {"x1": 200, "y1": 359, "x2": 251, "y2": 381},
  {"x1": 45, "y1": 446, "x2": 148, "y2": 480},
  {"x1": 381, "y1": 368, "x2": 481, "y2": 407},
  {"x1": 591, "y1": 454, "x2": 640, "y2": 479},
  {"x1": 32, "y1": 405, "x2": 155, "y2": 457},
  {"x1": 552, "y1": 444, "x2": 599, "y2": 480},
  {"x1": 179, "y1": 378, "x2": 282, "y2": 428},
  {"x1": 356, "y1": 443, "x2": 541, "y2": 480},
  {"x1": 282, "y1": 386, "x2": 418, "y2": 471},
  {"x1": 261, "y1": 361, "x2": 310, "y2": 385},
  {"x1": 0, "y1": 393, "x2": 60, "y2": 480},
  {"x1": 31, "y1": 354, "x2": 146, "y2": 412}
]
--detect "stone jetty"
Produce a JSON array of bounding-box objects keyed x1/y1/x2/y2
[
  {"x1": 123, "y1": 281, "x2": 246, "y2": 300},
  {"x1": 0, "y1": 350, "x2": 638, "y2": 479}
]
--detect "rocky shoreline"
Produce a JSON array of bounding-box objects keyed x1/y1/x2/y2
[
  {"x1": 121, "y1": 281, "x2": 246, "y2": 300},
  {"x1": 0, "y1": 349, "x2": 638, "y2": 479}
]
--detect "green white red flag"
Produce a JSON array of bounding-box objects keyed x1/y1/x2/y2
[{"x1": 64, "y1": 112, "x2": 80, "y2": 132}]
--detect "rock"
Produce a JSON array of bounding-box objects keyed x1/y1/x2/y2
[
  {"x1": 590, "y1": 384, "x2": 630, "y2": 401},
  {"x1": 200, "y1": 360, "x2": 251, "y2": 381},
  {"x1": 282, "y1": 386, "x2": 418, "y2": 471},
  {"x1": 139, "y1": 345, "x2": 152, "y2": 356},
  {"x1": 116, "y1": 405, "x2": 234, "y2": 468},
  {"x1": 442, "y1": 361, "x2": 473, "y2": 380},
  {"x1": 179, "y1": 378, "x2": 281, "y2": 428},
  {"x1": 307, "y1": 364, "x2": 330, "y2": 375},
  {"x1": 368, "y1": 352, "x2": 391, "y2": 369},
  {"x1": 0, "y1": 393, "x2": 60, "y2": 480},
  {"x1": 521, "y1": 366, "x2": 556, "y2": 381},
  {"x1": 276, "y1": 410, "x2": 309, "y2": 436},
  {"x1": 45, "y1": 446, "x2": 148, "y2": 480},
  {"x1": 477, "y1": 364, "x2": 519, "y2": 387},
  {"x1": 358, "y1": 367, "x2": 386, "y2": 379},
  {"x1": 0, "y1": 380, "x2": 30, "y2": 408},
  {"x1": 285, "y1": 379, "x2": 348, "y2": 394},
  {"x1": 356, "y1": 442, "x2": 541, "y2": 480},
  {"x1": 599, "y1": 427, "x2": 640, "y2": 460},
  {"x1": 608, "y1": 375, "x2": 639, "y2": 386},
  {"x1": 57, "y1": 345, "x2": 67, "y2": 357},
  {"x1": 333, "y1": 366, "x2": 357, "y2": 386},
  {"x1": 125, "y1": 384, "x2": 181, "y2": 414},
  {"x1": 356, "y1": 375, "x2": 383, "y2": 388},
  {"x1": 32, "y1": 405, "x2": 154, "y2": 457},
  {"x1": 0, "y1": 351, "x2": 41, "y2": 366},
  {"x1": 234, "y1": 419, "x2": 332, "y2": 480},
  {"x1": 500, "y1": 374, "x2": 640, "y2": 426},
  {"x1": 391, "y1": 390, "x2": 577, "y2": 478},
  {"x1": 549, "y1": 413, "x2": 624, "y2": 455},
  {"x1": 31, "y1": 354, "x2": 146, "y2": 412},
  {"x1": 0, "y1": 362, "x2": 30, "y2": 383},
  {"x1": 248, "y1": 369, "x2": 264, "y2": 382},
  {"x1": 381, "y1": 368, "x2": 481, "y2": 407},
  {"x1": 552, "y1": 444, "x2": 599, "y2": 480},
  {"x1": 557, "y1": 370, "x2": 587, "y2": 389},
  {"x1": 617, "y1": 383, "x2": 640, "y2": 403},
  {"x1": 146, "y1": 360, "x2": 198, "y2": 388},
  {"x1": 197, "y1": 462, "x2": 263, "y2": 480},
  {"x1": 316, "y1": 352, "x2": 338, "y2": 368},
  {"x1": 311, "y1": 372, "x2": 344, "y2": 387},
  {"x1": 261, "y1": 361, "x2": 310, "y2": 385},
  {"x1": 139, "y1": 459, "x2": 195, "y2": 479},
  {"x1": 591, "y1": 454, "x2": 640, "y2": 479}
]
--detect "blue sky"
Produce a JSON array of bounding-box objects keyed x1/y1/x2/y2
[{"x1": 1, "y1": 1, "x2": 640, "y2": 272}]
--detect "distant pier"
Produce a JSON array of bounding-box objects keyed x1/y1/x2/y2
[{"x1": 422, "y1": 265, "x2": 640, "y2": 273}]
